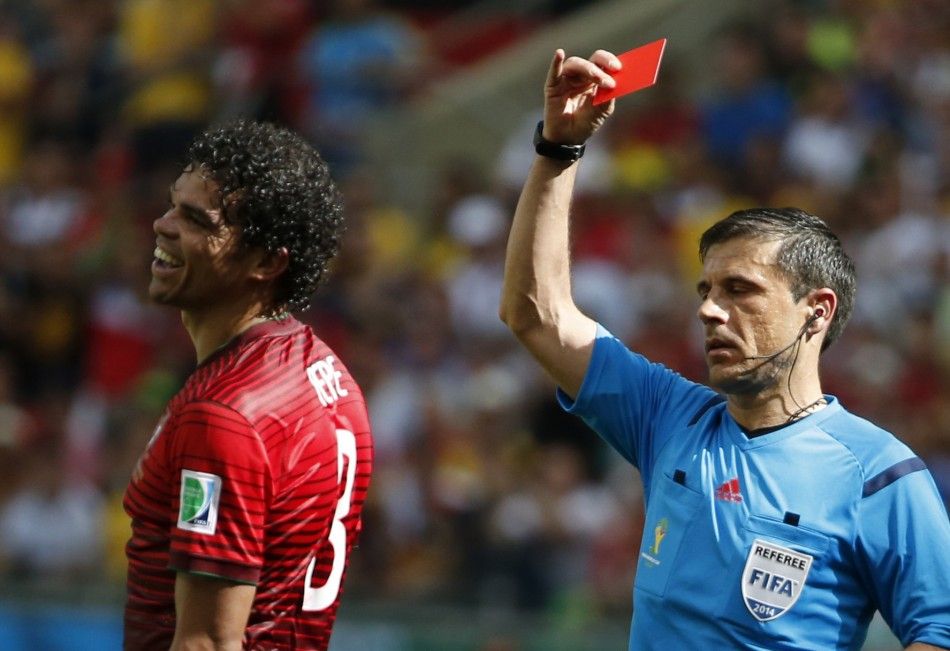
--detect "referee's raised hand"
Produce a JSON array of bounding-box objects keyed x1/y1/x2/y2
[{"x1": 542, "y1": 49, "x2": 622, "y2": 146}]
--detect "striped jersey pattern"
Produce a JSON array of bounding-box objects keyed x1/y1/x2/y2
[{"x1": 123, "y1": 317, "x2": 373, "y2": 650}]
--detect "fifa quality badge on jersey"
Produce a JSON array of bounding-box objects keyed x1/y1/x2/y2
[
  {"x1": 177, "y1": 469, "x2": 222, "y2": 535},
  {"x1": 741, "y1": 538, "x2": 813, "y2": 621}
]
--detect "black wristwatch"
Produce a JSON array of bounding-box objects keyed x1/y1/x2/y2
[{"x1": 533, "y1": 121, "x2": 585, "y2": 162}]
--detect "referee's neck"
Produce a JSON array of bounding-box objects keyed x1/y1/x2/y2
[{"x1": 726, "y1": 383, "x2": 825, "y2": 431}]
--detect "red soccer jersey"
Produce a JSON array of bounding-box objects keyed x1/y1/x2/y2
[{"x1": 123, "y1": 317, "x2": 373, "y2": 650}]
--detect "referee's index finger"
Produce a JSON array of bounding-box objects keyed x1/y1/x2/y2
[
  {"x1": 562, "y1": 56, "x2": 616, "y2": 87},
  {"x1": 546, "y1": 49, "x2": 566, "y2": 86}
]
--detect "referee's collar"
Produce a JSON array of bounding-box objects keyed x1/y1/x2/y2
[{"x1": 725, "y1": 397, "x2": 842, "y2": 449}]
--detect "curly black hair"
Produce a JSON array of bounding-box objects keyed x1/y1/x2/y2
[{"x1": 186, "y1": 120, "x2": 344, "y2": 314}]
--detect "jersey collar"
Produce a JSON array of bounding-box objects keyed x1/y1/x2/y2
[
  {"x1": 724, "y1": 397, "x2": 842, "y2": 450},
  {"x1": 197, "y1": 315, "x2": 301, "y2": 369}
]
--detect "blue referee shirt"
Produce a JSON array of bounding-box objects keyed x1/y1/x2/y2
[{"x1": 558, "y1": 326, "x2": 950, "y2": 650}]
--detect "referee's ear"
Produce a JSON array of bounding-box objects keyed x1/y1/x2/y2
[{"x1": 249, "y1": 246, "x2": 289, "y2": 282}]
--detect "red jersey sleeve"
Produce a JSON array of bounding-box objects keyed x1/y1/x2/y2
[{"x1": 166, "y1": 400, "x2": 271, "y2": 584}]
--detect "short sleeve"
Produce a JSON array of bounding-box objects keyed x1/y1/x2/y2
[
  {"x1": 855, "y1": 461, "x2": 950, "y2": 647},
  {"x1": 557, "y1": 324, "x2": 719, "y2": 476},
  {"x1": 166, "y1": 401, "x2": 271, "y2": 584}
]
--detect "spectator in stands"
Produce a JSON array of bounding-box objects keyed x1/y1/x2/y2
[
  {"x1": 297, "y1": 0, "x2": 424, "y2": 170},
  {"x1": 115, "y1": 0, "x2": 215, "y2": 171},
  {"x1": 699, "y1": 22, "x2": 793, "y2": 175}
]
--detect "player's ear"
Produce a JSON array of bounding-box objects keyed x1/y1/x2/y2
[{"x1": 249, "y1": 246, "x2": 289, "y2": 282}]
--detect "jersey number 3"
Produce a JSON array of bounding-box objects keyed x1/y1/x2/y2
[{"x1": 302, "y1": 427, "x2": 357, "y2": 611}]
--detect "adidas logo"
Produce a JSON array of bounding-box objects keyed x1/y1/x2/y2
[{"x1": 715, "y1": 477, "x2": 743, "y2": 503}]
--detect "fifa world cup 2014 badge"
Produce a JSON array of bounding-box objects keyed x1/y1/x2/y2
[
  {"x1": 652, "y1": 518, "x2": 668, "y2": 555},
  {"x1": 741, "y1": 539, "x2": 813, "y2": 621},
  {"x1": 641, "y1": 517, "x2": 669, "y2": 567},
  {"x1": 177, "y1": 469, "x2": 222, "y2": 535}
]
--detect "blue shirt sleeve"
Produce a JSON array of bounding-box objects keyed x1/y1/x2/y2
[
  {"x1": 556, "y1": 325, "x2": 719, "y2": 477},
  {"x1": 855, "y1": 465, "x2": 950, "y2": 648}
]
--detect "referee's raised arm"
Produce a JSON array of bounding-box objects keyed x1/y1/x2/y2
[{"x1": 499, "y1": 49, "x2": 621, "y2": 399}]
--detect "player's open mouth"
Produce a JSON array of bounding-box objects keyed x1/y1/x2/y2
[{"x1": 153, "y1": 246, "x2": 183, "y2": 269}]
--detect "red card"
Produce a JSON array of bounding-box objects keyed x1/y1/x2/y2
[{"x1": 593, "y1": 38, "x2": 667, "y2": 105}]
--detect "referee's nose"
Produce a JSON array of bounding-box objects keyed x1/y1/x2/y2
[{"x1": 698, "y1": 293, "x2": 729, "y2": 327}]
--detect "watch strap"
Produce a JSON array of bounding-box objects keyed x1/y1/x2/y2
[{"x1": 533, "y1": 121, "x2": 585, "y2": 162}]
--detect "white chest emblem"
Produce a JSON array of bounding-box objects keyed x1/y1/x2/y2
[
  {"x1": 741, "y1": 538, "x2": 813, "y2": 621},
  {"x1": 146, "y1": 411, "x2": 169, "y2": 449}
]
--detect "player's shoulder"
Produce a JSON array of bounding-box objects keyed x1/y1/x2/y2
[
  {"x1": 815, "y1": 399, "x2": 917, "y2": 482},
  {"x1": 182, "y1": 319, "x2": 341, "y2": 406},
  {"x1": 215, "y1": 319, "x2": 363, "y2": 419}
]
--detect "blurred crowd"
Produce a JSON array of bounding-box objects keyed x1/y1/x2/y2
[{"x1": 0, "y1": 0, "x2": 947, "y2": 629}]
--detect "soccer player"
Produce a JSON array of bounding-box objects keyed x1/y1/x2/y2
[
  {"x1": 499, "y1": 49, "x2": 950, "y2": 650},
  {"x1": 124, "y1": 121, "x2": 373, "y2": 650}
]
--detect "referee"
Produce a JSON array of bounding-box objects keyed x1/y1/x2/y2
[{"x1": 499, "y1": 48, "x2": 950, "y2": 650}]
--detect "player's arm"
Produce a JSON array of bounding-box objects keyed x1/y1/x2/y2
[
  {"x1": 165, "y1": 401, "x2": 267, "y2": 651},
  {"x1": 499, "y1": 49, "x2": 620, "y2": 399},
  {"x1": 169, "y1": 572, "x2": 255, "y2": 651},
  {"x1": 905, "y1": 644, "x2": 947, "y2": 650}
]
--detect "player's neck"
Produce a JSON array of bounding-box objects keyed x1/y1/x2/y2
[{"x1": 182, "y1": 302, "x2": 272, "y2": 365}]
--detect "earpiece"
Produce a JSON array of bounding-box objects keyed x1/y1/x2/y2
[{"x1": 802, "y1": 308, "x2": 825, "y2": 330}]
